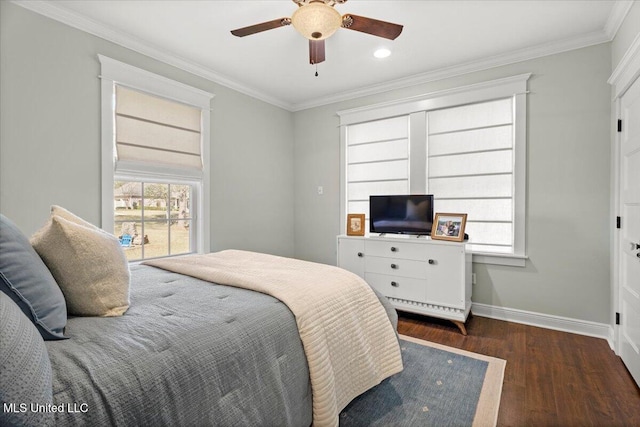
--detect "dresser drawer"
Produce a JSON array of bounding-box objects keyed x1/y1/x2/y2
[
  {"x1": 365, "y1": 273, "x2": 427, "y2": 302},
  {"x1": 365, "y1": 256, "x2": 427, "y2": 279},
  {"x1": 365, "y1": 240, "x2": 427, "y2": 261}
]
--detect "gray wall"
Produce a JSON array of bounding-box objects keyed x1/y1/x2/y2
[
  {"x1": 293, "y1": 44, "x2": 612, "y2": 324},
  {"x1": 0, "y1": 2, "x2": 619, "y2": 325},
  {"x1": 0, "y1": 2, "x2": 295, "y2": 257}
]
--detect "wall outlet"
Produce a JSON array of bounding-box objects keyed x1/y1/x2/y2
[
  {"x1": 317, "y1": 186, "x2": 324, "y2": 195},
  {"x1": 472, "y1": 273, "x2": 477, "y2": 285}
]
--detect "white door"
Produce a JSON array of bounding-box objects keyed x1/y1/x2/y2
[{"x1": 618, "y1": 75, "x2": 640, "y2": 387}]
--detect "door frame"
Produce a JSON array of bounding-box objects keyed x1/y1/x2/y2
[{"x1": 608, "y1": 33, "x2": 640, "y2": 354}]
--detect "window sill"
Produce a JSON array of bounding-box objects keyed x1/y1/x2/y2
[{"x1": 472, "y1": 252, "x2": 528, "y2": 267}]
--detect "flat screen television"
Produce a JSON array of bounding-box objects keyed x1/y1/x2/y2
[{"x1": 369, "y1": 194, "x2": 434, "y2": 235}]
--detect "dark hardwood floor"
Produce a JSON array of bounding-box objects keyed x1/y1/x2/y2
[{"x1": 397, "y1": 312, "x2": 640, "y2": 427}]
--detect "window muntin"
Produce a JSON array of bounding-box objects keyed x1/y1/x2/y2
[{"x1": 114, "y1": 181, "x2": 194, "y2": 261}]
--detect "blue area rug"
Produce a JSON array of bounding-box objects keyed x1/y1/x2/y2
[{"x1": 340, "y1": 335, "x2": 505, "y2": 427}]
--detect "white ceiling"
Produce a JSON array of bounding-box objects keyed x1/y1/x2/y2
[{"x1": 15, "y1": 1, "x2": 632, "y2": 111}]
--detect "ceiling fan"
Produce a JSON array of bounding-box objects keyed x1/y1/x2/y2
[{"x1": 230, "y1": 0, "x2": 403, "y2": 66}]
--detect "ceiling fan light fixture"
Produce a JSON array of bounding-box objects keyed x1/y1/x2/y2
[{"x1": 291, "y1": 1, "x2": 342, "y2": 40}]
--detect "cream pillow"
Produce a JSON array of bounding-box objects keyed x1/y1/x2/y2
[{"x1": 31, "y1": 208, "x2": 130, "y2": 317}]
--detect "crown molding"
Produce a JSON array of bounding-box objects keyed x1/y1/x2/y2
[
  {"x1": 604, "y1": 0, "x2": 635, "y2": 40},
  {"x1": 291, "y1": 29, "x2": 611, "y2": 111},
  {"x1": 336, "y1": 73, "x2": 531, "y2": 125},
  {"x1": 12, "y1": 0, "x2": 629, "y2": 113},
  {"x1": 608, "y1": 31, "x2": 640, "y2": 98},
  {"x1": 11, "y1": 0, "x2": 294, "y2": 111}
]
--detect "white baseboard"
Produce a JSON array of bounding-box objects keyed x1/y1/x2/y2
[{"x1": 471, "y1": 303, "x2": 615, "y2": 350}]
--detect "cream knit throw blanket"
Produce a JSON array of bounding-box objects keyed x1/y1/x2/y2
[{"x1": 144, "y1": 250, "x2": 403, "y2": 427}]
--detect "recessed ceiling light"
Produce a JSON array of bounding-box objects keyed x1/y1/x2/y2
[{"x1": 374, "y1": 48, "x2": 391, "y2": 59}]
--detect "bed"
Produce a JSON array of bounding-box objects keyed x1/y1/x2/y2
[{"x1": 0, "y1": 211, "x2": 401, "y2": 427}]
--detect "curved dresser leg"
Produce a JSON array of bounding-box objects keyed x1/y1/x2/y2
[{"x1": 452, "y1": 320, "x2": 467, "y2": 335}]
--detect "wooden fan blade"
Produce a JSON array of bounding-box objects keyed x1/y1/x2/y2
[
  {"x1": 309, "y1": 39, "x2": 325, "y2": 65},
  {"x1": 342, "y1": 14, "x2": 403, "y2": 40},
  {"x1": 231, "y1": 18, "x2": 291, "y2": 37}
]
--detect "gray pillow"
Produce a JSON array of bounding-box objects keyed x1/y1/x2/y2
[
  {"x1": 0, "y1": 291, "x2": 54, "y2": 427},
  {"x1": 0, "y1": 214, "x2": 67, "y2": 340}
]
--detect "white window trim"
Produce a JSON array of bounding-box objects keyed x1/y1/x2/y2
[
  {"x1": 338, "y1": 74, "x2": 531, "y2": 267},
  {"x1": 99, "y1": 55, "x2": 214, "y2": 254}
]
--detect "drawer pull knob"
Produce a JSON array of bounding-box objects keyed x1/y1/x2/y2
[
  {"x1": 357, "y1": 252, "x2": 363, "y2": 257},
  {"x1": 390, "y1": 247, "x2": 397, "y2": 252},
  {"x1": 391, "y1": 281, "x2": 399, "y2": 287},
  {"x1": 391, "y1": 263, "x2": 397, "y2": 269},
  {"x1": 428, "y1": 259, "x2": 435, "y2": 265}
]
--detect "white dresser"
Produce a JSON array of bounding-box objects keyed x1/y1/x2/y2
[{"x1": 337, "y1": 234, "x2": 472, "y2": 334}]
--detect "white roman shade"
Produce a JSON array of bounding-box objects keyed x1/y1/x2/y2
[
  {"x1": 115, "y1": 85, "x2": 202, "y2": 171},
  {"x1": 427, "y1": 98, "x2": 515, "y2": 253},
  {"x1": 346, "y1": 116, "x2": 409, "y2": 230},
  {"x1": 340, "y1": 74, "x2": 529, "y2": 264}
]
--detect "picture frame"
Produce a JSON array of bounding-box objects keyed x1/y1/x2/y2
[
  {"x1": 431, "y1": 213, "x2": 467, "y2": 242},
  {"x1": 346, "y1": 213, "x2": 366, "y2": 236}
]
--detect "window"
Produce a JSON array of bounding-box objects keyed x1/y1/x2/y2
[
  {"x1": 100, "y1": 55, "x2": 214, "y2": 261},
  {"x1": 346, "y1": 116, "x2": 409, "y2": 233},
  {"x1": 339, "y1": 74, "x2": 530, "y2": 266},
  {"x1": 427, "y1": 98, "x2": 515, "y2": 254}
]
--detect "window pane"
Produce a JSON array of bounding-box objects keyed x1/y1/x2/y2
[
  {"x1": 348, "y1": 180, "x2": 408, "y2": 201},
  {"x1": 114, "y1": 181, "x2": 142, "y2": 261},
  {"x1": 348, "y1": 201, "x2": 370, "y2": 216},
  {"x1": 143, "y1": 220, "x2": 169, "y2": 259},
  {"x1": 465, "y1": 222, "x2": 513, "y2": 246},
  {"x1": 170, "y1": 219, "x2": 191, "y2": 255},
  {"x1": 348, "y1": 159, "x2": 408, "y2": 182},
  {"x1": 348, "y1": 139, "x2": 408, "y2": 163},
  {"x1": 348, "y1": 116, "x2": 408, "y2": 144},
  {"x1": 429, "y1": 125, "x2": 512, "y2": 156},
  {"x1": 116, "y1": 115, "x2": 201, "y2": 155},
  {"x1": 114, "y1": 181, "x2": 142, "y2": 212},
  {"x1": 170, "y1": 184, "x2": 191, "y2": 255},
  {"x1": 435, "y1": 199, "x2": 512, "y2": 222},
  {"x1": 143, "y1": 183, "x2": 169, "y2": 219},
  {"x1": 116, "y1": 86, "x2": 201, "y2": 131},
  {"x1": 429, "y1": 149, "x2": 512, "y2": 178},
  {"x1": 428, "y1": 98, "x2": 512, "y2": 134},
  {"x1": 468, "y1": 244, "x2": 514, "y2": 254},
  {"x1": 114, "y1": 220, "x2": 143, "y2": 261},
  {"x1": 117, "y1": 143, "x2": 202, "y2": 170},
  {"x1": 429, "y1": 174, "x2": 512, "y2": 199},
  {"x1": 170, "y1": 184, "x2": 191, "y2": 221}
]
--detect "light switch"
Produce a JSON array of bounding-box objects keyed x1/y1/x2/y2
[{"x1": 317, "y1": 186, "x2": 324, "y2": 195}]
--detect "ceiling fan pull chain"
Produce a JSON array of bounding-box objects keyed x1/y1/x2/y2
[{"x1": 315, "y1": 63, "x2": 318, "y2": 77}]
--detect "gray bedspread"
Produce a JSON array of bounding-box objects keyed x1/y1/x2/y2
[{"x1": 45, "y1": 264, "x2": 398, "y2": 427}]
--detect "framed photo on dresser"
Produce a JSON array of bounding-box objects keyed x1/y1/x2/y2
[
  {"x1": 346, "y1": 214, "x2": 365, "y2": 236},
  {"x1": 431, "y1": 213, "x2": 467, "y2": 242}
]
